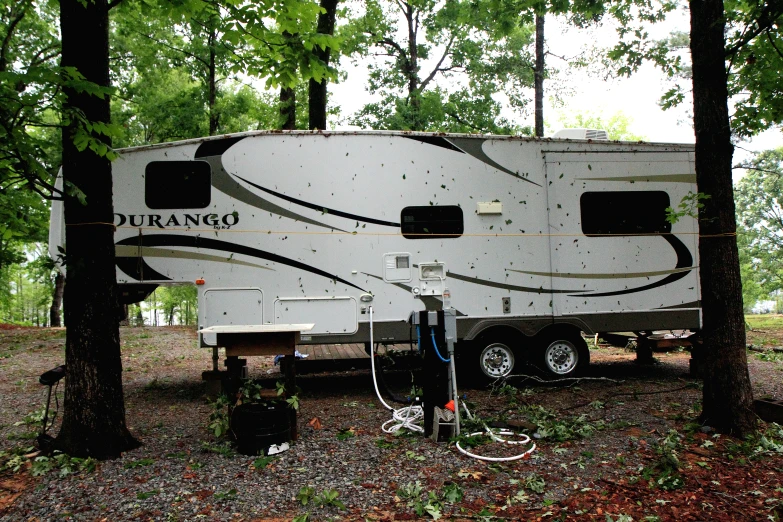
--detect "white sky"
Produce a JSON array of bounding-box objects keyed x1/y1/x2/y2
[{"x1": 328, "y1": 5, "x2": 781, "y2": 174}]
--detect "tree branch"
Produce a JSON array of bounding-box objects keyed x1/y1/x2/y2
[
  {"x1": 419, "y1": 34, "x2": 455, "y2": 91},
  {"x1": 765, "y1": 28, "x2": 783, "y2": 60},
  {"x1": 725, "y1": 2, "x2": 783, "y2": 58},
  {"x1": 0, "y1": 0, "x2": 30, "y2": 73}
]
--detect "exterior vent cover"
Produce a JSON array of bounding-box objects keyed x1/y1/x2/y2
[{"x1": 552, "y1": 128, "x2": 610, "y2": 140}]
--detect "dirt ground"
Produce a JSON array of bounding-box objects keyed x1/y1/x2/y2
[{"x1": 0, "y1": 326, "x2": 782, "y2": 521}]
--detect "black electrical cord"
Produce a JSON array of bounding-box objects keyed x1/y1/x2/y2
[{"x1": 373, "y1": 348, "x2": 418, "y2": 405}]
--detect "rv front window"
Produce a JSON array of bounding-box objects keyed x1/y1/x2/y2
[
  {"x1": 145, "y1": 161, "x2": 212, "y2": 209},
  {"x1": 580, "y1": 191, "x2": 671, "y2": 236},
  {"x1": 401, "y1": 205, "x2": 463, "y2": 239}
]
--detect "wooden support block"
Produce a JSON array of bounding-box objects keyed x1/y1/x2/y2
[
  {"x1": 754, "y1": 398, "x2": 783, "y2": 424},
  {"x1": 221, "y1": 331, "x2": 299, "y2": 357}
]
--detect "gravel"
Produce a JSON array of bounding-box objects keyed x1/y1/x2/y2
[{"x1": 1, "y1": 326, "x2": 782, "y2": 521}]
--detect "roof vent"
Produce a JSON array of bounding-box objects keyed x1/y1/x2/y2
[{"x1": 552, "y1": 128, "x2": 609, "y2": 140}]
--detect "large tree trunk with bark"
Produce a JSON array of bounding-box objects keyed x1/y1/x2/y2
[
  {"x1": 689, "y1": 0, "x2": 756, "y2": 436},
  {"x1": 49, "y1": 272, "x2": 64, "y2": 327},
  {"x1": 308, "y1": 0, "x2": 339, "y2": 130},
  {"x1": 534, "y1": 13, "x2": 545, "y2": 138},
  {"x1": 55, "y1": 0, "x2": 140, "y2": 458}
]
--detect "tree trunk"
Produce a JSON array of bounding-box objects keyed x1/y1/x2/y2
[
  {"x1": 279, "y1": 85, "x2": 296, "y2": 130},
  {"x1": 279, "y1": 31, "x2": 297, "y2": 130},
  {"x1": 403, "y1": 5, "x2": 421, "y2": 130},
  {"x1": 49, "y1": 272, "x2": 64, "y2": 327},
  {"x1": 55, "y1": 0, "x2": 139, "y2": 458},
  {"x1": 534, "y1": 13, "x2": 545, "y2": 138},
  {"x1": 308, "y1": 0, "x2": 339, "y2": 130},
  {"x1": 689, "y1": 0, "x2": 756, "y2": 436},
  {"x1": 208, "y1": 27, "x2": 218, "y2": 136}
]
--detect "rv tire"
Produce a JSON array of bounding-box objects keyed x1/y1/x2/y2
[
  {"x1": 463, "y1": 336, "x2": 518, "y2": 387},
  {"x1": 538, "y1": 333, "x2": 589, "y2": 378}
]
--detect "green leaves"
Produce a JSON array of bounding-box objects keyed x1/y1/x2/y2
[{"x1": 735, "y1": 148, "x2": 783, "y2": 305}]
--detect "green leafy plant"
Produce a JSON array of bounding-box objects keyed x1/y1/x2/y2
[
  {"x1": 313, "y1": 488, "x2": 346, "y2": 509},
  {"x1": 123, "y1": 457, "x2": 155, "y2": 469},
  {"x1": 336, "y1": 428, "x2": 356, "y2": 441},
  {"x1": 253, "y1": 456, "x2": 276, "y2": 469},
  {"x1": 214, "y1": 488, "x2": 238, "y2": 500},
  {"x1": 643, "y1": 429, "x2": 684, "y2": 491},
  {"x1": 405, "y1": 450, "x2": 426, "y2": 462},
  {"x1": 137, "y1": 489, "x2": 159, "y2": 500},
  {"x1": 442, "y1": 483, "x2": 463, "y2": 503},
  {"x1": 201, "y1": 441, "x2": 235, "y2": 458},
  {"x1": 524, "y1": 473, "x2": 546, "y2": 494},
  {"x1": 520, "y1": 404, "x2": 606, "y2": 442},
  {"x1": 207, "y1": 395, "x2": 231, "y2": 439},
  {"x1": 31, "y1": 452, "x2": 97, "y2": 477},
  {"x1": 297, "y1": 486, "x2": 316, "y2": 506}
]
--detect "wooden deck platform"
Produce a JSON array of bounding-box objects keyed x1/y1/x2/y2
[{"x1": 293, "y1": 343, "x2": 418, "y2": 374}]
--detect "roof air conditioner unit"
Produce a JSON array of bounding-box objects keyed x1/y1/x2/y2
[{"x1": 551, "y1": 128, "x2": 609, "y2": 140}]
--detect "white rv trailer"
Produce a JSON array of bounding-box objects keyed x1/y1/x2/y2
[{"x1": 49, "y1": 130, "x2": 701, "y2": 380}]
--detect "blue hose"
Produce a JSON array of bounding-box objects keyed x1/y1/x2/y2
[
  {"x1": 430, "y1": 327, "x2": 451, "y2": 363},
  {"x1": 416, "y1": 325, "x2": 422, "y2": 353}
]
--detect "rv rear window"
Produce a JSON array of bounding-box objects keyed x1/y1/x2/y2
[
  {"x1": 401, "y1": 206, "x2": 464, "y2": 239},
  {"x1": 145, "y1": 161, "x2": 211, "y2": 209},
  {"x1": 580, "y1": 191, "x2": 672, "y2": 235}
]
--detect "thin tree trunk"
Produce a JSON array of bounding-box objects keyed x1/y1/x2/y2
[
  {"x1": 280, "y1": 86, "x2": 296, "y2": 130},
  {"x1": 56, "y1": 0, "x2": 139, "y2": 458},
  {"x1": 49, "y1": 272, "x2": 64, "y2": 327},
  {"x1": 279, "y1": 31, "x2": 297, "y2": 130},
  {"x1": 689, "y1": 0, "x2": 756, "y2": 436},
  {"x1": 404, "y1": 5, "x2": 421, "y2": 130},
  {"x1": 208, "y1": 27, "x2": 218, "y2": 136},
  {"x1": 308, "y1": 0, "x2": 339, "y2": 130},
  {"x1": 534, "y1": 13, "x2": 545, "y2": 138}
]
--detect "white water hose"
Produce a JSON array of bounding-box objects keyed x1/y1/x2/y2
[
  {"x1": 369, "y1": 307, "x2": 534, "y2": 458},
  {"x1": 455, "y1": 404, "x2": 536, "y2": 461},
  {"x1": 369, "y1": 307, "x2": 424, "y2": 433}
]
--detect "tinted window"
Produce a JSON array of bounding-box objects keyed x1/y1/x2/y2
[
  {"x1": 401, "y1": 206, "x2": 463, "y2": 239},
  {"x1": 581, "y1": 191, "x2": 671, "y2": 235},
  {"x1": 145, "y1": 161, "x2": 211, "y2": 209}
]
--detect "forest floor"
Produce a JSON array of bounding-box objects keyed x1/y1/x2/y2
[{"x1": 0, "y1": 322, "x2": 782, "y2": 521}]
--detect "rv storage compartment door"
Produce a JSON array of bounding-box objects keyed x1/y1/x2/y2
[
  {"x1": 274, "y1": 297, "x2": 358, "y2": 335},
  {"x1": 202, "y1": 288, "x2": 264, "y2": 346}
]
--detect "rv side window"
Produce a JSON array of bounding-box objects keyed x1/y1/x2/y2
[
  {"x1": 145, "y1": 161, "x2": 211, "y2": 209},
  {"x1": 580, "y1": 191, "x2": 672, "y2": 235},
  {"x1": 401, "y1": 206, "x2": 464, "y2": 239}
]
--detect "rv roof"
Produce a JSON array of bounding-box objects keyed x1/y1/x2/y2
[{"x1": 116, "y1": 129, "x2": 693, "y2": 154}]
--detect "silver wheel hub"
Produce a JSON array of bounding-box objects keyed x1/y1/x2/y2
[
  {"x1": 545, "y1": 340, "x2": 578, "y2": 374},
  {"x1": 480, "y1": 343, "x2": 514, "y2": 378}
]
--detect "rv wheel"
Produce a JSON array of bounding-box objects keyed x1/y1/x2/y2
[
  {"x1": 466, "y1": 340, "x2": 516, "y2": 386},
  {"x1": 540, "y1": 334, "x2": 589, "y2": 378}
]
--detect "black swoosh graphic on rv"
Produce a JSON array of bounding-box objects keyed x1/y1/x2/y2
[
  {"x1": 115, "y1": 235, "x2": 366, "y2": 292},
  {"x1": 444, "y1": 270, "x2": 584, "y2": 294},
  {"x1": 235, "y1": 175, "x2": 401, "y2": 228},
  {"x1": 569, "y1": 235, "x2": 694, "y2": 297},
  {"x1": 116, "y1": 256, "x2": 172, "y2": 281},
  {"x1": 404, "y1": 136, "x2": 542, "y2": 187},
  {"x1": 404, "y1": 136, "x2": 465, "y2": 153},
  {"x1": 193, "y1": 137, "x2": 348, "y2": 232}
]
